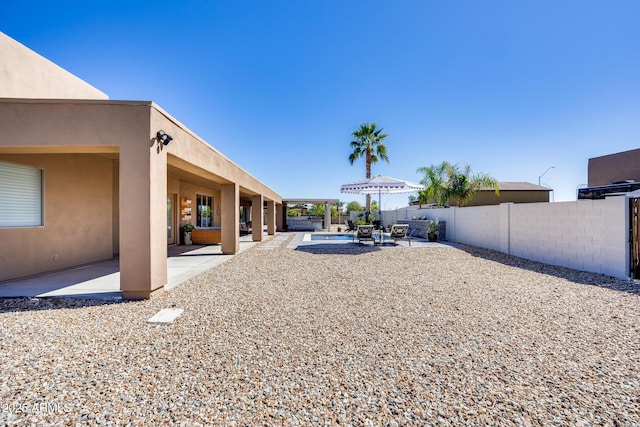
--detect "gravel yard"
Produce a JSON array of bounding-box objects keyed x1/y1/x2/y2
[{"x1": 1, "y1": 234, "x2": 639, "y2": 426}]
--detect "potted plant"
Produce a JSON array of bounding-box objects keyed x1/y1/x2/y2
[
  {"x1": 183, "y1": 222, "x2": 194, "y2": 245},
  {"x1": 427, "y1": 219, "x2": 440, "y2": 242}
]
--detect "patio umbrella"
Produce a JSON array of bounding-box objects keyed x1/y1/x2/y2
[{"x1": 340, "y1": 175, "x2": 424, "y2": 214}]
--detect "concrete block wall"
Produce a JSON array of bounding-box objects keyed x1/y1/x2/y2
[
  {"x1": 510, "y1": 202, "x2": 580, "y2": 269},
  {"x1": 385, "y1": 196, "x2": 630, "y2": 279},
  {"x1": 453, "y1": 205, "x2": 502, "y2": 252},
  {"x1": 508, "y1": 198, "x2": 628, "y2": 277},
  {"x1": 588, "y1": 197, "x2": 628, "y2": 277},
  {"x1": 396, "y1": 220, "x2": 447, "y2": 240}
]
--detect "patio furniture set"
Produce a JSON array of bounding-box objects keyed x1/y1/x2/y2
[{"x1": 349, "y1": 223, "x2": 412, "y2": 246}]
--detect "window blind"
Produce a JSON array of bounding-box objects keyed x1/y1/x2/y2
[{"x1": 0, "y1": 161, "x2": 43, "y2": 227}]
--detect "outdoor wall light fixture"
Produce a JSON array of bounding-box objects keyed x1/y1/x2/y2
[{"x1": 156, "y1": 130, "x2": 173, "y2": 145}]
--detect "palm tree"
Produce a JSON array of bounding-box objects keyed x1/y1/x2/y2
[
  {"x1": 416, "y1": 161, "x2": 450, "y2": 207},
  {"x1": 445, "y1": 163, "x2": 500, "y2": 207},
  {"x1": 348, "y1": 122, "x2": 389, "y2": 212},
  {"x1": 416, "y1": 162, "x2": 499, "y2": 207}
]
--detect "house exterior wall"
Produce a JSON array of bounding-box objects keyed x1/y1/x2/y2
[
  {"x1": 463, "y1": 190, "x2": 549, "y2": 206},
  {"x1": 0, "y1": 32, "x2": 108, "y2": 100},
  {"x1": 588, "y1": 148, "x2": 640, "y2": 186},
  {"x1": 0, "y1": 154, "x2": 113, "y2": 281},
  {"x1": 0, "y1": 100, "x2": 152, "y2": 294},
  {"x1": 0, "y1": 32, "x2": 283, "y2": 298},
  {"x1": 177, "y1": 181, "x2": 222, "y2": 228},
  {"x1": 0, "y1": 99, "x2": 283, "y2": 297},
  {"x1": 154, "y1": 107, "x2": 280, "y2": 201},
  {"x1": 112, "y1": 161, "x2": 119, "y2": 254},
  {"x1": 0, "y1": 100, "x2": 145, "y2": 152}
]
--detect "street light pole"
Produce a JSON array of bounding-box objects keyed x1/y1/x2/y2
[
  {"x1": 542, "y1": 183, "x2": 554, "y2": 202},
  {"x1": 538, "y1": 166, "x2": 555, "y2": 186}
]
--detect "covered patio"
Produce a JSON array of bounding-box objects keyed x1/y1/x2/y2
[
  {"x1": 283, "y1": 198, "x2": 339, "y2": 231},
  {"x1": 0, "y1": 233, "x2": 268, "y2": 300},
  {"x1": 0, "y1": 33, "x2": 284, "y2": 300},
  {"x1": 0, "y1": 99, "x2": 283, "y2": 300}
]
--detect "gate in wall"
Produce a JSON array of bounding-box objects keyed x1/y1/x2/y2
[{"x1": 630, "y1": 198, "x2": 640, "y2": 279}]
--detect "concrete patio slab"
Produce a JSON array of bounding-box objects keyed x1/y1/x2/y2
[{"x1": 0, "y1": 234, "x2": 266, "y2": 300}]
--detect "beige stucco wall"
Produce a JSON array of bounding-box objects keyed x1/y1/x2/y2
[
  {"x1": 0, "y1": 154, "x2": 113, "y2": 282},
  {"x1": 0, "y1": 100, "x2": 152, "y2": 295},
  {"x1": 464, "y1": 190, "x2": 550, "y2": 206},
  {"x1": 167, "y1": 176, "x2": 223, "y2": 244},
  {"x1": 0, "y1": 100, "x2": 146, "y2": 150},
  {"x1": 168, "y1": 175, "x2": 180, "y2": 195},
  {"x1": 155, "y1": 107, "x2": 281, "y2": 204},
  {"x1": 0, "y1": 32, "x2": 108, "y2": 100},
  {"x1": 112, "y1": 161, "x2": 120, "y2": 254},
  {"x1": 177, "y1": 182, "x2": 222, "y2": 228},
  {"x1": 0, "y1": 99, "x2": 283, "y2": 297},
  {"x1": 0, "y1": 31, "x2": 285, "y2": 297}
]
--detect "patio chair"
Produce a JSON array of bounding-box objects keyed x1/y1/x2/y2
[
  {"x1": 354, "y1": 224, "x2": 376, "y2": 245},
  {"x1": 345, "y1": 220, "x2": 356, "y2": 232},
  {"x1": 239, "y1": 222, "x2": 250, "y2": 236},
  {"x1": 381, "y1": 224, "x2": 411, "y2": 246}
]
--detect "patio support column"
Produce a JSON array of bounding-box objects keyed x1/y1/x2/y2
[
  {"x1": 119, "y1": 133, "x2": 167, "y2": 300},
  {"x1": 325, "y1": 202, "x2": 332, "y2": 231},
  {"x1": 276, "y1": 203, "x2": 283, "y2": 231},
  {"x1": 266, "y1": 200, "x2": 275, "y2": 235},
  {"x1": 252, "y1": 194, "x2": 264, "y2": 241},
  {"x1": 221, "y1": 183, "x2": 239, "y2": 254},
  {"x1": 240, "y1": 201, "x2": 250, "y2": 223}
]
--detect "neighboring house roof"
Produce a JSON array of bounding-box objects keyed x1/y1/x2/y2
[{"x1": 479, "y1": 182, "x2": 551, "y2": 191}]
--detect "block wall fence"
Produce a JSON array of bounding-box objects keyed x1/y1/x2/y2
[{"x1": 381, "y1": 196, "x2": 630, "y2": 279}]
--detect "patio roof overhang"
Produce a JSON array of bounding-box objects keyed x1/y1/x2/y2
[
  {"x1": 0, "y1": 98, "x2": 285, "y2": 298},
  {"x1": 284, "y1": 198, "x2": 340, "y2": 205}
]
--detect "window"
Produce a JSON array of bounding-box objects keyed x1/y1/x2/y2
[
  {"x1": 196, "y1": 194, "x2": 212, "y2": 227},
  {"x1": 0, "y1": 161, "x2": 43, "y2": 227}
]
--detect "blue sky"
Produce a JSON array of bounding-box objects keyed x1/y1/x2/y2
[{"x1": 2, "y1": 1, "x2": 639, "y2": 207}]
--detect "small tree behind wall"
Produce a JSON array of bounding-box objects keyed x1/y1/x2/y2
[{"x1": 346, "y1": 201, "x2": 363, "y2": 213}]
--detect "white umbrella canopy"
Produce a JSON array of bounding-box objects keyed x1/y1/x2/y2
[{"x1": 340, "y1": 175, "x2": 424, "y2": 212}]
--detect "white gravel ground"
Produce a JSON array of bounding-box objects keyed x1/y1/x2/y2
[{"x1": 1, "y1": 234, "x2": 639, "y2": 426}]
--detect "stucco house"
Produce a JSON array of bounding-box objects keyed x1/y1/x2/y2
[
  {"x1": 0, "y1": 32, "x2": 283, "y2": 299},
  {"x1": 459, "y1": 181, "x2": 551, "y2": 206},
  {"x1": 576, "y1": 148, "x2": 640, "y2": 199},
  {"x1": 588, "y1": 148, "x2": 640, "y2": 186},
  {"x1": 412, "y1": 181, "x2": 551, "y2": 207}
]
